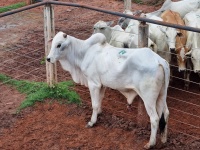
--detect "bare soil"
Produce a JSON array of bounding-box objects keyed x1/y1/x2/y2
[{"x1": 0, "y1": 0, "x2": 200, "y2": 150}]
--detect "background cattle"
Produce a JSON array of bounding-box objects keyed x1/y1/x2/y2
[
  {"x1": 183, "y1": 9, "x2": 200, "y2": 90},
  {"x1": 93, "y1": 20, "x2": 157, "y2": 51},
  {"x1": 161, "y1": 10, "x2": 188, "y2": 73},
  {"x1": 147, "y1": 15, "x2": 177, "y2": 63},
  {"x1": 143, "y1": 0, "x2": 200, "y2": 18},
  {"x1": 47, "y1": 32, "x2": 170, "y2": 149},
  {"x1": 93, "y1": 20, "x2": 133, "y2": 48}
]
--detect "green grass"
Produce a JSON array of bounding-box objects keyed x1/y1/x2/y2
[
  {"x1": 0, "y1": 74, "x2": 81, "y2": 112},
  {"x1": 0, "y1": 2, "x2": 26, "y2": 13},
  {"x1": 132, "y1": 0, "x2": 142, "y2": 4}
]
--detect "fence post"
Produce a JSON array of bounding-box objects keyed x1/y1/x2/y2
[
  {"x1": 138, "y1": 21, "x2": 149, "y2": 48},
  {"x1": 137, "y1": 21, "x2": 149, "y2": 127},
  {"x1": 44, "y1": 3, "x2": 57, "y2": 87},
  {"x1": 124, "y1": 0, "x2": 132, "y2": 11}
]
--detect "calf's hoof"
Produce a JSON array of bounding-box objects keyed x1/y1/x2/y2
[
  {"x1": 85, "y1": 121, "x2": 94, "y2": 128},
  {"x1": 161, "y1": 135, "x2": 167, "y2": 144},
  {"x1": 144, "y1": 142, "x2": 154, "y2": 149}
]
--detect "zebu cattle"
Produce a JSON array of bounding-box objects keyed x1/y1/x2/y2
[
  {"x1": 144, "y1": 0, "x2": 200, "y2": 18},
  {"x1": 124, "y1": 19, "x2": 157, "y2": 52},
  {"x1": 93, "y1": 21, "x2": 133, "y2": 48},
  {"x1": 183, "y1": 10, "x2": 200, "y2": 90},
  {"x1": 161, "y1": 10, "x2": 188, "y2": 72},
  {"x1": 47, "y1": 32, "x2": 170, "y2": 149},
  {"x1": 93, "y1": 20, "x2": 157, "y2": 51},
  {"x1": 147, "y1": 16, "x2": 177, "y2": 62}
]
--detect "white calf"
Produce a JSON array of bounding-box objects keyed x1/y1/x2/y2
[{"x1": 47, "y1": 32, "x2": 170, "y2": 149}]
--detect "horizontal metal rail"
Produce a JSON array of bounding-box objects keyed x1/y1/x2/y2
[{"x1": 1, "y1": 0, "x2": 200, "y2": 33}]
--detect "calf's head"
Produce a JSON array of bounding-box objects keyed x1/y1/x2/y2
[
  {"x1": 173, "y1": 47, "x2": 189, "y2": 72},
  {"x1": 160, "y1": 26, "x2": 183, "y2": 52},
  {"x1": 47, "y1": 31, "x2": 69, "y2": 63},
  {"x1": 93, "y1": 21, "x2": 113, "y2": 42}
]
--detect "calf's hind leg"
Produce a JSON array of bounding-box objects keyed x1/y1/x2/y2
[
  {"x1": 97, "y1": 86, "x2": 106, "y2": 114},
  {"x1": 143, "y1": 100, "x2": 159, "y2": 149}
]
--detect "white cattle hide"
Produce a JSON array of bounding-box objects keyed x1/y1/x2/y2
[
  {"x1": 125, "y1": 19, "x2": 157, "y2": 52},
  {"x1": 147, "y1": 16, "x2": 177, "y2": 63},
  {"x1": 47, "y1": 32, "x2": 170, "y2": 149},
  {"x1": 93, "y1": 20, "x2": 157, "y2": 51},
  {"x1": 144, "y1": 0, "x2": 200, "y2": 18},
  {"x1": 183, "y1": 10, "x2": 200, "y2": 89}
]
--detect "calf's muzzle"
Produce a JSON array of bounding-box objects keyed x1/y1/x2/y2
[{"x1": 46, "y1": 58, "x2": 51, "y2": 62}]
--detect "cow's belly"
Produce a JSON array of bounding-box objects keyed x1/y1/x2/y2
[{"x1": 98, "y1": 68, "x2": 160, "y2": 92}]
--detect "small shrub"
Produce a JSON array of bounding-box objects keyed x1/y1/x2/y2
[{"x1": 0, "y1": 74, "x2": 81, "y2": 112}]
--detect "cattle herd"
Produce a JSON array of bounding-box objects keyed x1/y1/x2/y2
[
  {"x1": 46, "y1": 0, "x2": 200, "y2": 149},
  {"x1": 94, "y1": 0, "x2": 200, "y2": 91}
]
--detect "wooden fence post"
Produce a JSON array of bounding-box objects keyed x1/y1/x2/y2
[
  {"x1": 44, "y1": 3, "x2": 57, "y2": 87},
  {"x1": 137, "y1": 21, "x2": 149, "y2": 127},
  {"x1": 124, "y1": 0, "x2": 132, "y2": 11}
]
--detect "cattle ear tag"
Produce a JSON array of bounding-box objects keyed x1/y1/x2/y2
[
  {"x1": 119, "y1": 50, "x2": 126, "y2": 55},
  {"x1": 63, "y1": 33, "x2": 67, "y2": 38}
]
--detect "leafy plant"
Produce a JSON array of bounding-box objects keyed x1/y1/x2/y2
[
  {"x1": 40, "y1": 57, "x2": 46, "y2": 65},
  {"x1": 0, "y1": 2, "x2": 26, "y2": 13},
  {"x1": 0, "y1": 74, "x2": 81, "y2": 112},
  {"x1": 132, "y1": 0, "x2": 142, "y2": 4}
]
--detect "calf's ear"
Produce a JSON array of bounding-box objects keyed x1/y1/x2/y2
[{"x1": 185, "y1": 50, "x2": 192, "y2": 57}]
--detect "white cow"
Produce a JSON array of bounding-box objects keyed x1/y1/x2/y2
[
  {"x1": 47, "y1": 31, "x2": 170, "y2": 149},
  {"x1": 93, "y1": 20, "x2": 157, "y2": 51},
  {"x1": 93, "y1": 21, "x2": 133, "y2": 48},
  {"x1": 147, "y1": 16, "x2": 178, "y2": 63},
  {"x1": 124, "y1": 19, "x2": 158, "y2": 52},
  {"x1": 183, "y1": 10, "x2": 200, "y2": 90},
  {"x1": 144, "y1": 0, "x2": 200, "y2": 18}
]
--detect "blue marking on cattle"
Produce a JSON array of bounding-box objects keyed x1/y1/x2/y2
[{"x1": 119, "y1": 50, "x2": 126, "y2": 55}]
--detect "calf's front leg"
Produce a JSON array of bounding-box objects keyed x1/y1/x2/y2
[{"x1": 87, "y1": 83, "x2": 102, "y2": 127}]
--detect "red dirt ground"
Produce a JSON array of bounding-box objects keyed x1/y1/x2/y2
[{"x1": 0, "y1": 0, "x2": 200, "y2": 150}]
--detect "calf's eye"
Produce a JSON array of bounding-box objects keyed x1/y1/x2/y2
[{"x1": 57, "y1": 43, "x2": 61, "y2": 48}]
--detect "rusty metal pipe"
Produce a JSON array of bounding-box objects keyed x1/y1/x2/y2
[
  {"x1": 49, "y1": 1, "x2": 200, "y2": 33},
  {"x1": 0, "y1": 1, "x2": 46, "y2": 18},
  {"x1": 1, "y1": 0, "x2": 200, "y2": 33}
]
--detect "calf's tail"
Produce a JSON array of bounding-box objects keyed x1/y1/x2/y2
[
  {"x1": 158, "y1": 59, "x2": 170, "y2": 134},
  {"x1": 159, "y1": 113, "x2": 166, "y2": 134}
]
